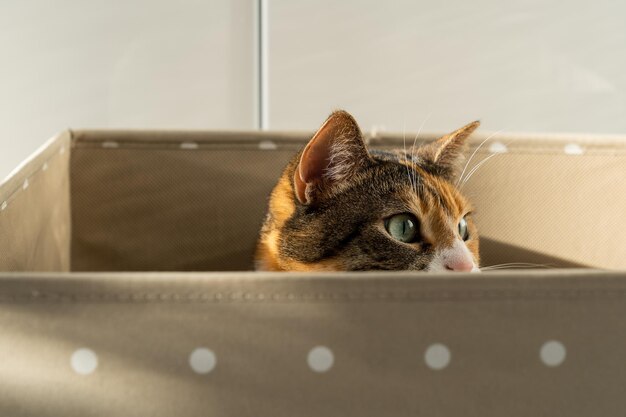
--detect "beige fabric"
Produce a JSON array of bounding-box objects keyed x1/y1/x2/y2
[
  {"x1": 1, "y1": 129, "x2": 626, "y2": 416},
  {"x1": 1, "y1": 270, "x2": 626, "y2": 417},
  {"x1": 1, "y1": 128, "x2": 624, "y2": 270},
  {"x1": 0, "y1": 133, "x2": 71, "y2": 271},
  {"x1": 70, "y1": 130, "x2": 305, "y2": 271},
  {"x1": 70, "y1": 129, "x2": 626, "y2": 271}
]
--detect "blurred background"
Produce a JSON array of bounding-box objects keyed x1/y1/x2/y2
[{"x1": 2, "y1": 0, "x2": 625, "y2": 178}]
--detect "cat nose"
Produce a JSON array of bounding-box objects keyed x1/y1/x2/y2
[
  {"x1": 442, "y1": 245, "x2": 475, "y2": 272},
  {"x1": 438, "y1": 240, "x2": 476, "y2": 272},
  {"x1": 444, "y1": 258, "x2": 474, "y2": 272}
]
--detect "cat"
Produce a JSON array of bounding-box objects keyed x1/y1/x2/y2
[{"x1": 255, "y1": 110, "x2": 480, "y2": 272}]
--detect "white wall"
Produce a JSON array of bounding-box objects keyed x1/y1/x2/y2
[
  {"x1": 3, "y1": 0, "x2": 626, "y2": 178},
  {"x1": 269, "y1": 0, "x2": 626, "y2": 136},
  {"x1": 0, "y1": 0, "x2": 256, "y2": 178}
]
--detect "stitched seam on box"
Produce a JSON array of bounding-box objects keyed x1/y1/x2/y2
[
  {"x1": 71, "y1": 142, "x2": 626, "y2": 156},
  {"x1": 0, "y1": 144, "x2": 65, "y2": 209},
  {"x1": 2, "y1": 289, "x2": 626, "y2": 303}
]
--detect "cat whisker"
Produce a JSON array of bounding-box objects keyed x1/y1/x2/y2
[
  {"x1": 410, "y1": 113, "x2": 431, "y2": 195},
  {"x1": 481, "y1": 268, "x2": 526, "y2": 271},
  {"x1": 480, "y1": 262, "x2": 555, "y2": 271},
  {"x1": 480, "y1": 264, "x2": 535, "y2": 269},
  {"x1": 461, "y1": 136, "x2": 518, "y2": 187},
  {"x1": 411, "y1": 113, "x2": 432, "y2": 153},
  {"x1": 457, "y1": 129, "x2": 504, "y2": 187},
  {"x1": 460, "y1": 152, "x2": 500, "y2": 187},
  {"x1": 402, "y1": 120, "x2": 417, "y2": 194}
]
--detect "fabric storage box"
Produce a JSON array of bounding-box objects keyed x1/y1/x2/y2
[{"x1": 0, "y1": 128, "x2": 625, "y2": 416}]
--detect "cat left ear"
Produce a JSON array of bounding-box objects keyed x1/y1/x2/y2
[
  {"x1": 294, "y1": 110, "x2": 372, "y2": 205},
  {"x1": 420, "y1": 120, "x2": 480, "y2": 181}
]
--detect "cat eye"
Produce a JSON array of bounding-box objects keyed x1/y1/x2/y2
[
  {"x1": 458, "y1": 217, "x2": 469, "y2": 241},
  {"x1": 385, "y1": 213, "x2": 419, "y2": 243}
]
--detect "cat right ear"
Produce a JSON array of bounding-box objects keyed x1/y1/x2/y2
[
  {"x1": 419, "y1": 120, "x2": 480, "y2": 181},
  {"x1": 294, "y1": 110, "x2": 372, "y2": 205}
]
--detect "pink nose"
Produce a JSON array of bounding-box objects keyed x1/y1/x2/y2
[{"x1": 445, "y1": 258, "x2": 474, "y2": 272}]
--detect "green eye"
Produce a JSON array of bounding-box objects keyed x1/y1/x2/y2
[
  {"x1": 458, "y1": 217, "x2": 469, "y2": 241},
  {"x1": 385, "y1": 213, "x2": 419, "y2": 243}
]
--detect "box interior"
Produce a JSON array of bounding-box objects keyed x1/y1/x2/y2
[{"x1": 1, "y1": 129, "x2": 625, "y2": 272}]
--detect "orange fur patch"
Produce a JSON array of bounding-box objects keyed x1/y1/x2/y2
[{"x1": 269, "y1": 175, "x2": 296, "y2": 228}]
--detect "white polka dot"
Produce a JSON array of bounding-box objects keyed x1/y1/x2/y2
[
  {"x1": 22, "y1": 179, "x2": 29, "y2": 190},
  {"x1": 370, "y1": 124, "x2": 386, "y2": 138},
  {"x1": 189, "y1": 347, "x2": 216, "y2": 374},
  {"x1": 258, "y1": 140, "x2": 277, "y2": 150},
  {"x1": 424, "y1": 343, "x2": 451, "y2": 370},
  {"x1": 101, "y1": 141, "x2": 119, "y2": 148},
  {"x1": 180, "y1": 142, "x2": 199, "y2": 150},
  {"x1": 564, "y1": 143, "x2": 584, "y2": 155},
  {"x1": 42, "y1": 162, "x2": 49, "y2": 171},
  {"x1": 540, "y1": 340, "x2": 566, "y2": 367},
  {"x1": 307, "y1": 346, "x2": 334, "y2": 373},
  {"x1": 71, "y1": 348, "x2": 98, "y2": 375},
  {"x1": 489, "y1": 142, "x2": 508, "y2": 153},
  {"x1": 1, "y1": 201, "x2": 7, "y2": 211}
]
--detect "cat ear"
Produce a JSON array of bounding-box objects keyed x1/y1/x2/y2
[
  {"x1": 419, "y1": 120, "x2": 480, "y2": 181},
  {"x1": 294, "y1": 110, "x2": 372, "y2": 205}
]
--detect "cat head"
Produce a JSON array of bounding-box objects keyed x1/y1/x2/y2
[{"x1": 256, "y1": 110, "x2": 480, "y2": 272}]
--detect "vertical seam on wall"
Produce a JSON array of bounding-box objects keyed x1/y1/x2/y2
[{"x1": 258, "y1": 0, "x2": 269, "y2": 130}]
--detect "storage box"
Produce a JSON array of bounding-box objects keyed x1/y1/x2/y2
[{"x1": 1, "y1": 129, "x2": 625, "y2": 416}]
